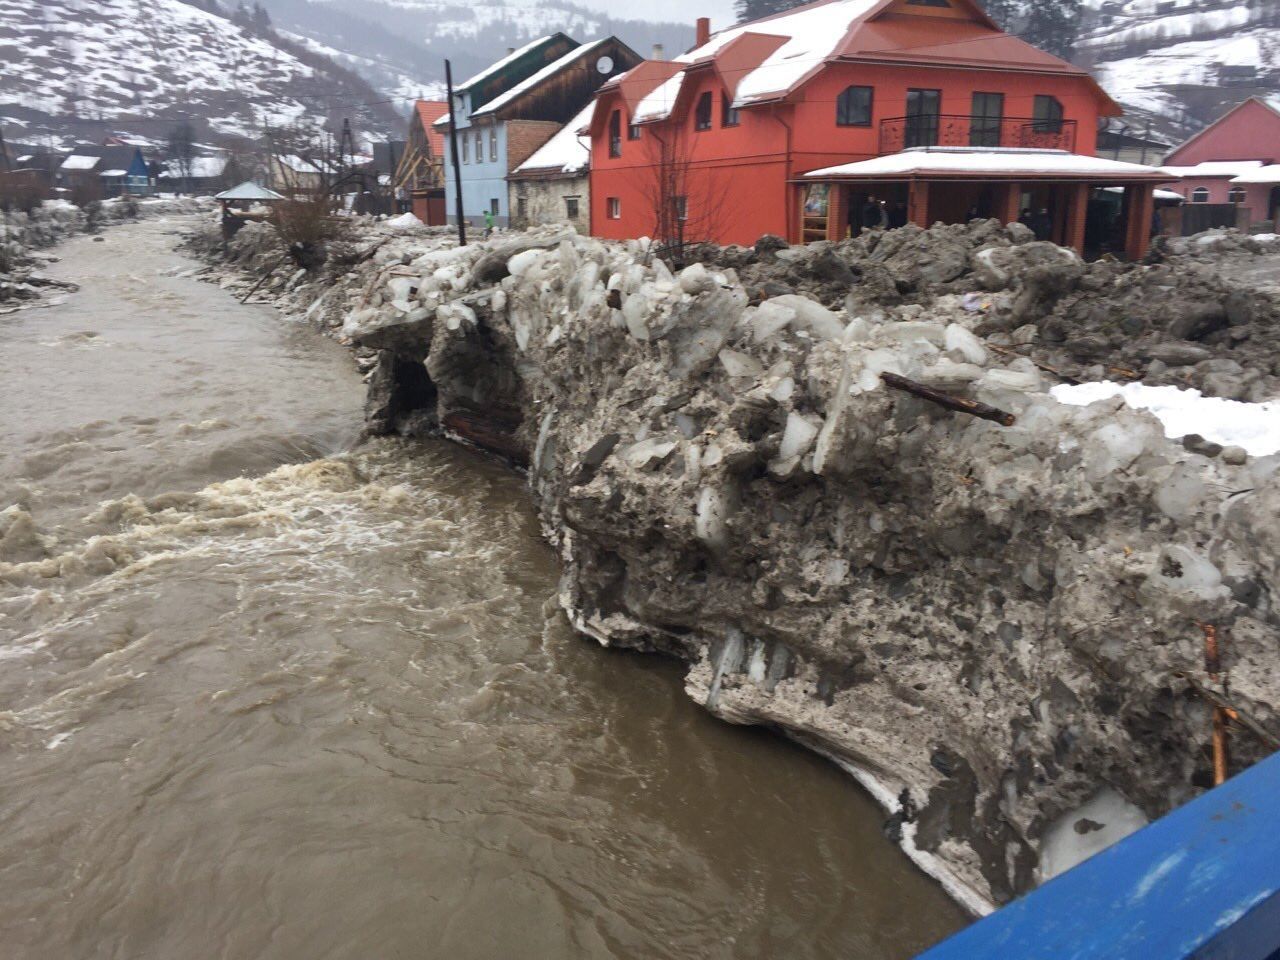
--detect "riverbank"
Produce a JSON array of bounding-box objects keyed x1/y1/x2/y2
[
  {"x1": 1, "y1": 197, "x2": 209, "y2": 307},
  {"x1": 190, "y1": 213, "x2": 1280, "y2": 910}
]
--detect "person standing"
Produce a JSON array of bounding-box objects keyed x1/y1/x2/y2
[{"x1": 483, "y1": 208, "x2": 495, "y2": 239}]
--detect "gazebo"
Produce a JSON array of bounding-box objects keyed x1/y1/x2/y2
[{"x1": 214, "y1": 181, "x2": 285, "y2": 241}]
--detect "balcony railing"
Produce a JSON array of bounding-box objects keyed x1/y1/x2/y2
[{"x1": 878, "y1": 115, "x2": 1078, "y2": 155}]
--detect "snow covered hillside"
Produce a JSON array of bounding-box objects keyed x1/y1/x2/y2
[
  {"x1": 1079, "y1": 0, "x2": 1280, "y2": 141},
  {"x1": 261, "y1": 0, "x2": 694, "y2": 93},
  {"x1": 0, "y1": 0, "x2": 401, "y2": 147}
]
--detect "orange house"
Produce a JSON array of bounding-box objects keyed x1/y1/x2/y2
[{"x1": 589, "y1": 0, "x2": 1165, "y2": 259}]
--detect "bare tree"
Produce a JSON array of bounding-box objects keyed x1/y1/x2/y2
[
  {"x1": 167, "y1": 121, "x2": 197, "y2": 195},
  {"x1": 639, "y1": 121, "x2": 733, "y2": 260}
]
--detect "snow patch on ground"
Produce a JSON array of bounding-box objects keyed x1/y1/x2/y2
[{"x1": 1051, "y1": 381, "x2": 1280, "y2": 456}]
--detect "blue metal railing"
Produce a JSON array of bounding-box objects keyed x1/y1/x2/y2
[{"x1": 916, "y1": 753, "x2": 1280, "y2": 959}]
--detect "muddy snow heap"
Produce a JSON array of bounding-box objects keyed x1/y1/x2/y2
[{"x1": 247, "y1": 219, "x2": 1280, "y2": 910}]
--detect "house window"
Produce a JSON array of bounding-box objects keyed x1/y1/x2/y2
[
  {"x1": 516, "y1": 197, "x2": 528, "y2": 221},
  {"x1": 722, "y1": 93, "x2": 740, "y2": 127},
  {"x1": 674, "y1": 195, "x2": 688, "y2": 220},
  {"x1": 489, "y1": 127, "x2": 497, "y2": 162},
  {"x1": 1228, "y1": 187, "x2": 1247, "y2": 204},
  {"x1": 905, "y1": 88, "x2": 941, "y2": 147},
  {"x1": 609, "y1": 110, "x2": 622, "y2": 157},
  {"x1": 1190, "y1": 187, "x2": 1209, "y2": 203},
  {"x1": 607, "y1": 196, "x2": 621, "y2": 219},
  {"x1": 489, "y1": 198, "x2": 499, "y2": 216},
  {"x1": 565, "y1": 196, "x2": 580, "y2": 219},
  {"x1": 836, "y1": 85, "x2": 873, "y2": 127},
  {"x1": 1032, "y1": 95, "x2": 1064, "y2": 133},
  {"x1": 474, "y1": 131, "x2": 483, "y2": 161},
  {"x1": 970, "y1": 92, "x2": 1004, "y2": 147},
  {"x1": 628, "y1": 122, "x2": 641, "y2": 140},
  {"x1": 462, "y1": 133, "x2": 469, "y2": 163},
  {"x1": 695, "y1": 92, "x2": 713, "y2": 131}
]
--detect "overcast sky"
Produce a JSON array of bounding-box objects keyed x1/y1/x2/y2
[{"x1": 586, "y1": 0, "x2": 740, "y2": 27}]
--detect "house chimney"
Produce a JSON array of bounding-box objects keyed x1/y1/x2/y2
[
  {"x1": 652, "y1": 42, "x2": 665, "y2": 60},
  {"x1": 695, "y1": 17, "x2": 711, "y2": 47},
  {"x1": 507, "y1": 47, "x2": 515, "y2": 55}
]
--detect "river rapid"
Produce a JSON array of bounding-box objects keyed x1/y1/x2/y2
[{"x1": 0, "y1": 218, "x2": 965, "y2": 959}]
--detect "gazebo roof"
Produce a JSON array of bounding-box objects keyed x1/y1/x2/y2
[
  {"x1": 804, "y1": 147, "x2": 1168, "y2": 182},
  {"x1": 214, "y1": 181, "x2": 285, "y2": 201}
]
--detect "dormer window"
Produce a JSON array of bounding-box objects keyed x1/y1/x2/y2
[
  {"x1": 695, "y1": 92, "x2": 713, "y2": 131},
  {"x1": 722, "y1": 93, "x2": 740, "y2": 127},
  {"x1": 609, "y1": 110, "x2": 622, "y2": 157}
]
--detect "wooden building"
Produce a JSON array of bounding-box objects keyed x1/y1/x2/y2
[
  {"x1": 437, "y1": 34, "x2": 642, "y2": 228},
  {"x1": 588, "y1": 0, "x2": 1164, "y2": 260},
  {"x1": 394, "y1": 101, "x2": 448, "y2": 225}
]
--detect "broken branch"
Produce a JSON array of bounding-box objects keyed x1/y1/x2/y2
[{"x1": 880, "y1": 372, "x2": 1016, "y2": 426}]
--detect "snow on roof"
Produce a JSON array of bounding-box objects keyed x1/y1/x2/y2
[
  {"x1": 60, "y1": 154, "x2": 100, "y2": 171},
  {"x1": 1052, "y1": 381, "x2": 1280, "y2": 456},
  {"x1": 99, "y1": 169, "x2": 128, "y2": 177},
  {"x1": 1231, "y1": 164, "x2": 1280, "y2": 184},
  {"x1": 513, "y1": 102, "x2": 595, "y2": 176},
  {"x1": 634, "y1": 0, "x2": 879, "y2": 121},
  {"x1": 457, "y1": 35, "x2": 560, "y2": 93},
  {"x1": 215, "y1": 181, "x2": 285, "y2": 201},
  {"x1": 163, "y1": 156, "x2": 228, "y2": 179},
  {"x1": 1161, "y1": 160, "x2": 1265, "y2": 178},
  {"x1": 1101, "y1": 186, "x2": 1184, "y2": 199},
  {"x1": 805, "y1": 147, "x2": 1167, "y2": 179},
  {"x1": 471, "y1": 39, "x2": 608, "y2": 118}
]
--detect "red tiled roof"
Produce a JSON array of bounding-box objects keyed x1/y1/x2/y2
[{"x1": 414, "y1": 100, "x2": 449, "y2": 157}]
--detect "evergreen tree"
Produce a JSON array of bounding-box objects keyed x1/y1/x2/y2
[
  {"x1": 251, "y1": 2, "x2": 272, "y2": 34},
  {"x1": 981, "y1": 0, "x2": 1020, "y2": 31},
  {"x1": 1020, "y1": 0, "x2": 1082, "y2": 59},
  {"x1": 733, "y1": 0, "x2": 807, "y2": 25}
]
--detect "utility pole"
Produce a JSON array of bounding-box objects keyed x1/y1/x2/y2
[{"x1": 445, "y1": 59, "x2": 466, "y2": 246}]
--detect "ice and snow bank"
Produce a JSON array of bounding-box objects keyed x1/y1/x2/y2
[
  {"x1": 384, "y1": 212, "x2": 423, "y2": 230},
  {"x1": 1052, "y1": 381, "x2": 1280, "y2": 456}
]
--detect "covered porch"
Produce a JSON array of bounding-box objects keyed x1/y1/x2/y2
[{"x1": 797, "y1": 147, "x2": 1170, "y2": 261}]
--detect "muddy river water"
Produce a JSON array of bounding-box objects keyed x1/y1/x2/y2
[{"x1": 0, "y1": 218, "x2": 965, "y2": 959}]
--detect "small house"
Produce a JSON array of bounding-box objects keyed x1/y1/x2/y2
[
  {"x1": 58, "y1": 144, "x2": 151, "y2": 199},
  {"x1": 1161, "y1": 97, "x2": 1280, "y2": 231},
  {"x1": 508, "y1": 101, "x2": 594, "y2": 232}
]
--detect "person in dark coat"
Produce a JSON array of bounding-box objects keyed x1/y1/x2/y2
[
  {"x1": 862, "y1": 196, "x2": 884, "y2": 231},
  {"x1": 888, "y1": 200, "x2": 908, "y2": 229},
  {"x1": 1030, "y1": 207, "x2": 1053, "y2": 241}
]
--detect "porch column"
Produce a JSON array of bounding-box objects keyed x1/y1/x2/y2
[
  {"x1": 827, "y1": 184, "x2": 848, "y2": 242},
  {"x1": 996, "y1": 181, "x2": 1022, "y2": 226},
  {"x1": 1123, "y1": 184, "x2": 1155, "y2": 261},
  {"x1": 791, "y1": 184, "x2": 807, "y2": 245},
  {"x1": 1064, "y1": 182, "x2": 1089, "y2": 255},
  {"x1": 908, "y1": 180, "x2": 931, "y2": 228}
]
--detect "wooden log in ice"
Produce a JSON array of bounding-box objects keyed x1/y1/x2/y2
[{"x1": 880, "y1": 372, "x2": 1016, "y2": 427}]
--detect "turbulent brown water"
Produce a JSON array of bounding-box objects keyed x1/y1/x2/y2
[{"x1": 0, "y1": 219, "x2": 966, "y2": 959}]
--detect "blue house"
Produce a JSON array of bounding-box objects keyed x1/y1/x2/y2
[{"x1": 438, "y1": 34, "x2": 641, "y2": 229}]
